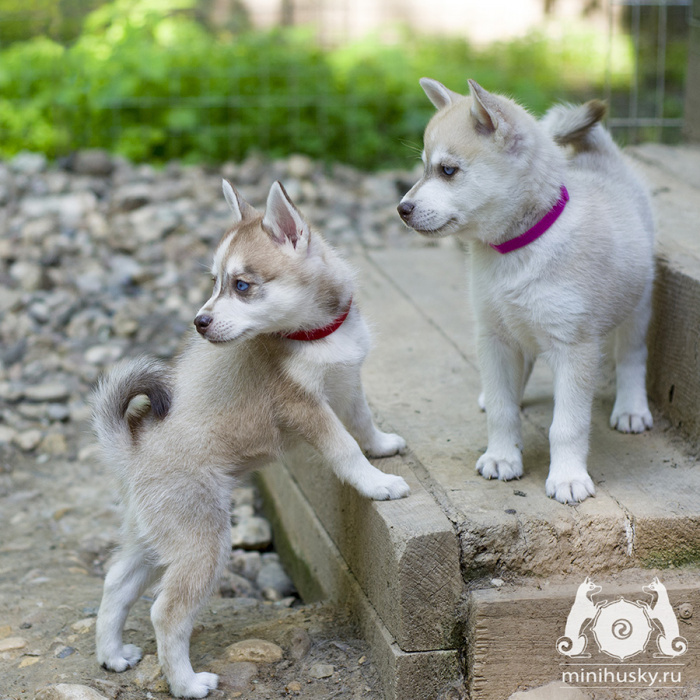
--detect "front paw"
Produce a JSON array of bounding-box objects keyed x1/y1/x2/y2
[
  {"x1": 364, "y1": 431, "x2": 407, "y2": 458},
  {"x1": 476, "y1": 450, "x2": 523, "y2": 481},
  {"x1": 546, "y1": 471, "x2": 595, "y2": 504},
  {"x1": 170, "y1": 671, "x2": 218, "y2": 699},
  {"x1": 100, "y1": 643, "x2": 143, "y2": 672},
  {"x1": 610, "y1": 407, "x2": 653, "y2": 433},
  {"x1": 360, "y1": 472, "x2": 410, "y2": 500}
]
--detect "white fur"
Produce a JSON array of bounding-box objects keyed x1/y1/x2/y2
[{"x1": 399, "y1": 79, "x2": 655, "y2": 504}]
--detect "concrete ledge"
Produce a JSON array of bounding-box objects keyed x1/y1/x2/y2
[{"x1": 257, "y1": 460, "x2": 461, "y2": 700}]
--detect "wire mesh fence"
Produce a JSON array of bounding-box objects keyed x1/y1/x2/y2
[{"x1": 0, "y1": 0, "x2": 692, "y2": 166}]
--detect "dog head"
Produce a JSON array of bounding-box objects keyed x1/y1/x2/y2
[
  {"x1": 194, "y1": 180, "x2": 348, "y2": 343},
  {"x1": 398, "y1": 79, "x2": 558, "y2": 240}
]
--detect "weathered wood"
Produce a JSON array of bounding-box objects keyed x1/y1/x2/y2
[{"x1": 470, "y1": 579, "x2": 700, "y2": 699}]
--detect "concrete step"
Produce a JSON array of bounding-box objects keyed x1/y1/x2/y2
[{"x1": 259, "y1": 145, "x2": 700, "y2": 699}]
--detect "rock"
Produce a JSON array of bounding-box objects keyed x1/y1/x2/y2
[
  {"x1": 508, "y1": 681, "x2": 592, "y2": 699},
  {"x1": 35, "y1": 684, "x2": 109, "y2": 700},
  {"x1": 225, "y1": 639, "x2": 284, "y2": 664},
  {"x1": 9, "y1": 261, "x2": 45, "y2": 292},
  {"x1": 230, "y1": 516, "x2": 272, "y2": 551},
  {"x1": 133, "y1": 654, "x2": 169, "y2": 692},
  {"x1": 23, "y1": 382, "x2": 71, "y2": 403},
  {"x1": 308, "y1": 663, "x2": 334, "y2": 679},
  {"x1": 113, "y1": 184, "x2": 151, "y2": 211},
  {"x1": 217, "y1": 661, "x2": 258, "y2": 692},
  {"x1": 0, "y1": 637, "x2": 27, "y2": 652},
  {"x1": 0, "y1": 426, "x2": 18, "y2": 446},
  {"x1": 40, "y1": 433, "x2": 68, "y2": 456},
  {"x1": 287, "y1": 627, "x2": 312, "y2": 661},
  {"x1": 256, "y1": 554, "x2": 295, "y2": 598},
  {"x1": 84, "y1": 344, "x2": 123, "y2": 365},
  {"x1": 70, "y1": 150, "x2": 114, "y2": 177},
  {"x1": 70, "y1": 617, "x2": 95, "y2": 633},
  {"x1": 219, "y1": 569, "x2": 258, "y2": 599},
  {"x1": 11, "y1": 151, "x2": 47, "y2": 175},
  {"x1": 285, "y1": 681, "x2": 302, "y2": 694},
  {"x1": 286, "y1": 154, "x2": 315, "y2": 180},
  {"x1": 53, "y1": 646, "x2": 76, "y2": 658},
  {"x1": 15, "y1": 429, "x2": 43, "y2": 452},
  {"x1": 229, "y1": 550, "x2": 262, "y2": 581}
]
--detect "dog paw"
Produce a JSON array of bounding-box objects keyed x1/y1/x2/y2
[
  {"x1": 170, "y1": 672, "x2": 218, "y2": 699},
  {"x1": 476, "y1": 451, "x2": 523, "y2": 481},
  {"x1": 361, "y1": 473, "x2": 410, "y2": 500},
  {"x1": 100, "y1": 644, "x2": 143, "y2": 672},
  {"x1": 610, "y1": 408, "x2": 653, "y2": 433},
  {"x1": 364, "y1": 431, "x2": 407, "y2": 458},
  {"x1": 546, "y1": 472, "x2": 595, "y2": 504}
]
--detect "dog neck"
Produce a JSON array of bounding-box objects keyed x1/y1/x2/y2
[
  {"x1": 489, "y1": 185, "x2": 569, "y2": 254},
  {"x1": 281, "y1": 297, "x2": 353, "y2": 341}
]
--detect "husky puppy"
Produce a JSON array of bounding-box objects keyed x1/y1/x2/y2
[
  {"x1": 93, "y1": 180, "x2": 409, "y2": 698},
  {"x1": 398, "y1": 78, "x2": 654, "y2": 504}
]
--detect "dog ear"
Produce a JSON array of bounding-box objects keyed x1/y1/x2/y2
[
  {"x1": 262, "y1": 181, "x2": 310, "y2": 253},
  {"x1": 467, "y1": 80, "x2": 499, "y2": 134},
  {"x1": 420, "y1": 78, "x2": 461, "y2": 110},
  {"x1": 222, "y1": 179, "x2": 254, "y2": 224}
]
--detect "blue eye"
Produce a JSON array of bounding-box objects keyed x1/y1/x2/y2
[
  {"x1": 442, "y1": 165, "x2": 456, "y2": 177},
  {"x1": 235, "y1": 280, "x2": 250, "y2": 292}
]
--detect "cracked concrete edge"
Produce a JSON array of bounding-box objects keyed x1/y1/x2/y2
[
  {"x1": 257, "y1": 461, "x2": 462, "y2": 700},
  {"x1": 277, "y1": 441, "x2": 464, "y2": 653}
]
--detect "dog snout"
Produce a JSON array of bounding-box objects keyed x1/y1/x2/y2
[
  {"x1": 194, "y1": 314, "x2": 213, "y2": 335},
  {"x1": 397, "y1": 201, "x2": 415, "y2": 221}
]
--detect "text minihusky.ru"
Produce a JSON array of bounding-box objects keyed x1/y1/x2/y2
[{"x1": 561, "y1": 666, "x2": 683, "y2": 688}]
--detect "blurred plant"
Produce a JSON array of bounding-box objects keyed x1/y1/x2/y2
[{"x1": 0, "y1": 0, "x2": 686, "y2": 168}]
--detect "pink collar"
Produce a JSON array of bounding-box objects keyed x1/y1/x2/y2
[
  {"x1": 282, "y1": 299, "x2": 352, "y2": 341},
  {"x1": 490, "y1": 185, "x2": 569, "y2": 254}
]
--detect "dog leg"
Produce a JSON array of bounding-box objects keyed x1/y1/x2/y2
[
  {"x1": 478, "y1": 354, "x2": 534, "y2": 411},
  {"x1": 545, "y1": 343, "x2": 599, "y2": 504},
  {"x1": 610, "y1": 281, "x2": 653, "y2": 433},
  {"x1": 328, "y1": 366, "x2": 406, "y2": 458},
  {"x1": 96, "y1": 545, "x2": 156, "y2": 672},
  {"x1": 292, "y1": 399, "x2": 410, "y2": 500},
  {"x1": 150, "y1": 541, "x2": 226, "y2": 698},
  {"x1": 476, "y1": 335, "x2": 525, "y2": 480}
]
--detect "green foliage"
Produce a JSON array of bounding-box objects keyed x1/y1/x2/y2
[{"x1": 0, "y1": 0, "x2": 684, "y2": 168}]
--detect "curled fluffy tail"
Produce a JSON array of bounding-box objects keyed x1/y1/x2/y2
[
  {"x1": 92, "y1": 357, "x2": 171, "y2": 464},
  {"x1": 541, "y1": 99, "x2": 612, "y2": 154}
]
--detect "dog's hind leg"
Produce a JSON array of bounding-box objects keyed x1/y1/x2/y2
[
  {"x1": 96, "y1": 544, "x2": 157, "y2": 672},
  {"x1": 150, "y1": 525, "x2": 228, "y2": 699},
  {"x1": 610, "y1": 280, "x2": 654, "y2": 433}
]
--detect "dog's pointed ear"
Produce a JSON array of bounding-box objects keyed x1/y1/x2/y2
[
  {"x1": 420, "y1": 78, "x2": 461, "y2": 110},
  {"x1": 468, "y1": 80, "x2": 499, "y2": 134},
  {"x1": 262, "y1": 181, "x2": 310, "y2": 253},
  {"x1": 222, "y1": 179, "x2": 253, "y2": 224}
]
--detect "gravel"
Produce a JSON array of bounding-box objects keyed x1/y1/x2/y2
[{"x1": 0, "y1": 149, "x2": 440, "y2": 700}]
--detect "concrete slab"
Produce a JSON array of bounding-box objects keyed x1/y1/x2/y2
[{"x1": 627, "y1": 144, "x2": 700, "y2": 444}]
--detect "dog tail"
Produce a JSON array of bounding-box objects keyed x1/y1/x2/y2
[
  {"x1": 541, "y1": 100, "x2": 612, "y2": 154},
  {"x1": 92, "y1": 357, "x2": 171, "y2": 467}
]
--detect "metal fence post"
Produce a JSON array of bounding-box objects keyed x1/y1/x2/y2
[{"x1": 684, "y1": 0, "x2": 700, "y2": 140}]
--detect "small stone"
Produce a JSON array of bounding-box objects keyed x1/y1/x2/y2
[
  {"x1": 0, "y1": 425, "x2": 18, "y2": 445},
  {"x1": 15, "y1": 429, "x2": 43, "y2": 452},
  {"x1": 0, "y1": 636, "x2": 27, "y2": 652},
  {"x1": 286, "y1": 681, "x2": 302, "y2": 693},
  {"x1": 225, "y1": 639, "x2": 284, "y2": 664},
  {"x1": 229, "y1": 550, "x2": 262, "y2": 580},
  {"x1": 288, "y1": 628, "x2": 312, "y2": 661},
  {"x1": 24, "y1": 382, "x2": 71, "y2": 403},
  {"x1": 0, "y1": 625, "x2": 12, "y2": 638},
  {"x1": 286, "y1": 154, "x2": 315, "y2": 180},
  {"x1": 70, "y1": 617, "x2": 95, "y2": 633},
  {"x1": 490, "y1": 578, "x2": 504, "y2": 587},
  {"x1": 84, "y1": 344, "x2": 123, "y2": 365},
  {"x1": 256, "y1": 557, "x2": 294, "y2": 598},
  {"x1": 47, "y1": 403, "x2": 71, "y2": 422},
  {"x1": 308, "y1": 663, "x2": 334, "y2": 679},
  {"x1": 508, "y1": 681, "x2": 591, "y2": 699},
  {"x1": 40, "y1": 433, "x2": 68, "y2": 456},
  {"x1": 219, "y1": 570, "x2": 258, "y2": 599},
  {"x1": 19, "y1": 656, "x2": 41, "y2": 668},
  {"x1": 54, "y1": 645, "x2": 76, "y2": 658},
  {"x1": 35, "y1": 684, "x2": 109, "y2": 700},
  {"x1": 70, "y1": 150, "x2": 114, "y2": 177},
  {"x1": 11, "y1": 151, "x2": 47, "y2": 175},
  {"x1": 218, "y1": 661, "x2": 257, "y2": 692},
  {"x1": 230, "y1": 516, "x2": 272, "y2": 551},
  {"x1": 133, "y1": 654, "x2": 169, "y2": 692}
]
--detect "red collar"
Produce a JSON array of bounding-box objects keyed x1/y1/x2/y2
[
  {"x1": 281, "y1": 299, "x2": 352, "y2": 341},
  {"x1": 490, "y1": 185, "x2": 569, "y2": 254}
]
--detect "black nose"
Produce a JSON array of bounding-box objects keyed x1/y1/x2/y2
[
  {"x1": 194, "y1": 314, "x2": 213, "y2": 334},
  {"x1": 397, "y1": 201, "x2": 414, "y2": 221}
]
